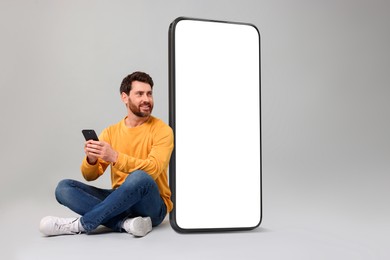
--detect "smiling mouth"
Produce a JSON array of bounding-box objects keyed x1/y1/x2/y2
[{"x1": 140, "y1": 105, "x2": 151, "y2": 110}]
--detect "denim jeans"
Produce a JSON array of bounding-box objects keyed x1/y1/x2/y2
[{"x1": 55, "y1": 170, "x2": 167, "y2": 233}]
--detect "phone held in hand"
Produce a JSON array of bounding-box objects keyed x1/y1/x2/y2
[{"x1": 82, "y1": 129, "x2": 99, "y2": 141}]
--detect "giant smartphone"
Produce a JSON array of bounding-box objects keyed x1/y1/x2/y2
[{"x1": 169, "y1": 17, "x2": 262, "y2": 232}]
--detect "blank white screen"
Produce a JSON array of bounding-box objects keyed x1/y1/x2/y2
[{"x1": 173, "y1": 19, "x2": 261, "y2": 229}]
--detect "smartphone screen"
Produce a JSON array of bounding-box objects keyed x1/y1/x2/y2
[{"x1": 82, "y1": 129, "x2": 99, "y2": 141}]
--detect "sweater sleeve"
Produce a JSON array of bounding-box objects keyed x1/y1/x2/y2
[
  {"x1": 112, "y1": 126, "x2": 174, "y2": 180},
  {"x1": 80, "y1": 157, "x2": 109, "y2": 181}
]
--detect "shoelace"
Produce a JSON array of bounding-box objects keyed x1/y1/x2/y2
[{"x1": 55, "y1": 218, "x2": 80, "y2": 234}]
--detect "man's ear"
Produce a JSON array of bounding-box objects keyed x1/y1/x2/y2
[{"x1": 121, "y1": 92, "x2": 128, "y2": 104}]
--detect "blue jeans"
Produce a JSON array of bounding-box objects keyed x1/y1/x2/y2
[{"x1": 55, "y1": 170, "x2": 167, "y2": 233}]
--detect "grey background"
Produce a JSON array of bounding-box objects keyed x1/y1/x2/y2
[{"x1": 0, "y1": 0, "x2": 389, "y2": 259}]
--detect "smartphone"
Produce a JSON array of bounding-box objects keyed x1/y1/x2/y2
[
  {"x1": 82, "y1": 129, "x2": 99, "y2": 141},
  {"x1": 169, "y1": 17, "x2": 261, "y2": 232}
]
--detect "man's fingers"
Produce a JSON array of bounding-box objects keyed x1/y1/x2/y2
[
  {"x1": 86, "y1": 142, "x2": 102, "y2": 150},
  {"x1": 87, "y1": 147, "x2": 100, "y2": 153},
  {"x1": 85, "y1": 140, "x2": 102, "y2": 146},
  {"x1": 85, "y1": 141, "x2": 111, "y2": 160}
]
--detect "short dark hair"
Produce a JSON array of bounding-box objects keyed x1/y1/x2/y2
[{"x1": 120, "y1": 71, "x2": 154, "y2": 94}]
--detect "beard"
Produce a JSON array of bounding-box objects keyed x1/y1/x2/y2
[{"x1": 128, "y1": 98, "x2": 153, "y2": 118}]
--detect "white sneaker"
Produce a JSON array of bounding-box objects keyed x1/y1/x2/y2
[
  {"x1": 40, "y1": 216, "x2": 81, "y2": 236},
  {"x1": 122, "y1": 217, "x2": 152, "y2": 237}
]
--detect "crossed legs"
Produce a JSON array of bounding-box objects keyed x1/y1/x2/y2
[{"x1": 41, "y1": 170, "x2": 166, "y2": 236}]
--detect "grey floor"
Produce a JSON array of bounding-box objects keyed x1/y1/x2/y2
[{"x1": 2, "y1": 195, "x2": 389, "y2": 260}]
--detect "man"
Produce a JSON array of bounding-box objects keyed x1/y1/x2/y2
[{"x1": 40, "y1": 71, "x2": 174, "y2": 237}]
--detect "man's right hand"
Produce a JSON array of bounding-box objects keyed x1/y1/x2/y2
[{"x1": 84, "y1": 140, "x2": 98, "y2": 165}]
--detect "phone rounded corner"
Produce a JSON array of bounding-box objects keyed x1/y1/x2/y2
[
  {"x1": 170, "y1": 16, "x2": 190, "y2": 32},
  {"x1": 247, "y1": 22, "x2": 260, "y2": 34},
  {"x1": 169, "y1": 216, "x2": 189, "y2": 234},
  {"x1": 251, "y1": 215, "x2": 263, "y2": 230}
]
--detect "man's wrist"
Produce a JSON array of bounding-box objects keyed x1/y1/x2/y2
[
  {"x1": 87, "y1": 157, "x2": 97, "y2": 165},
  {"x1": 112, "y1": 151, "x2": 119, "y2": 163}
]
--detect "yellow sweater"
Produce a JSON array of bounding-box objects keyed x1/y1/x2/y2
[{"x1": 80, "y1": 116, "x2": 174, "y2": 212}]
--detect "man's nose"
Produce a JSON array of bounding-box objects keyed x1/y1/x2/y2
[{"x1": 141, "y1": 94, "x2": 150, "y2": 102}]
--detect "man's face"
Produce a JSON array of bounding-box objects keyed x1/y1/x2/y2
[{"x1": 122, "y1": 80, "x2": 154, "y2": 118}]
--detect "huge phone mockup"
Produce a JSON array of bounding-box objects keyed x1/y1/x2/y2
[{"x1": 169, "y1": 17, "x2": 262, "y2": 232}]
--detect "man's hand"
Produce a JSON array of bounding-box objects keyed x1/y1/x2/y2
[{"x1": 84, "y1": 140, "x2": 118, "y2": 164}]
